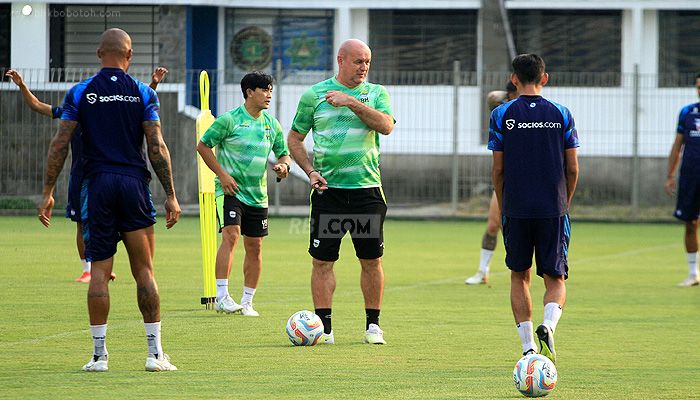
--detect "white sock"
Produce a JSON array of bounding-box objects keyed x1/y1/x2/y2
[
  {"x1": 90, "y1": 324, "x2": 108, "y2": 357},
  {"x1": 81, "y1": 259, "x2": 91, "y2": 273},
  {"x1": 479, "y1": 248, "x2": 493, "y2": 274},
  {"x1": 687, "y1": 252, "x2": 699, "y2": 277},
  {"x1": 542, "y1": 303, "x2": 563, "y2": 333},
  {"x1": 241, "y1": 286, "x2": 256, "y2": 305},
  {"x1": 516, "y1": 321, "x2": 537, "y2": 354},
  {"x1": 216, "y1": 279, "x2": 229, "y2": 301},
  {"x1": 144, "y1": 321, "x2": 163, "y2": 359}
]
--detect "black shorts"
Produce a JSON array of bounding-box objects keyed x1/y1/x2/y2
[
  {"x1": 502, "y1": 214, "x2": 570, "y2": 279},
  {"x1": 216, "y1": 195, "x2": 268, "y2": 237},
  {"x1": 674, "y1": 174, "x2": 700, "y2": 221},
  {"x1": 309, "y1": 187, "x2": 387, "y2": 262}
]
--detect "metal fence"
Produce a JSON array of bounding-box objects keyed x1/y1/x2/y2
[{"x1": 1, "y1": 65, "x2": 695, "y2": 220}]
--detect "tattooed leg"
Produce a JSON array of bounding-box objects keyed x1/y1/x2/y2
[
  {"x1": 122, "y1": 226, "x2": 161, "y2": 323},
  {"x1": 88, "y1": 258, "x2": 114, "y2": 325}
]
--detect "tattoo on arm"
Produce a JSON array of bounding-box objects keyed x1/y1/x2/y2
[
  {"x1": 143, "y1": 121, "x2": 176, "y2": 196},
  {"x1": 44, "y1": 120, "x2": 77, "y2": 191}
]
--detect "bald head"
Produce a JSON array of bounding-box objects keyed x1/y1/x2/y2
[
  {"x1": 336, "y1": 39, "x2": 371, "y2": 87},
  {"x1": 97, "y1": 28, "x2": 132, "y2": 67},
  {"x1": 338, "y1": 39, "x2": 370, "y2": 59}
]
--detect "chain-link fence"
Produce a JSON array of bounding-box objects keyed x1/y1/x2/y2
[{"x1": 0, "y1": 66, "x2": 695, "y2": 220}]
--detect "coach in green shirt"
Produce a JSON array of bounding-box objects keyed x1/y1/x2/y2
[
  {"x1": 197, "y1": 71, "x2": 291, "y2": 317},
  {"x1": 288, "y1": 39, "x2": 395, "y2": 345}
]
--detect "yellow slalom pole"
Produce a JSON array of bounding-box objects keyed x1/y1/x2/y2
[{"x1": 195, "y1": 71, "x2": 218, "y2": 309}]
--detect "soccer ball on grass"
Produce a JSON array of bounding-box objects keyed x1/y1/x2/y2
[
  {"x1": 286, "y1": 310, "x2": 324, "y2": 346},
  {"x1": 513, "y1": 353, "x2": 558, "y2": 397}
]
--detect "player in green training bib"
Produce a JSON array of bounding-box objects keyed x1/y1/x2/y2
[
  {"x1": 288, "y1": 39, "x2": 395, "y2": 345},
  {"x1": 197, "y1": 71, "x2": 291, "y2": 317}
]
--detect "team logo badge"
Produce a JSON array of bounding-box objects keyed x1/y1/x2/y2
[
  {"x1": 313, "y1": 239, "x2": 320, "y2": 248},
  {"x1": 231, "y1": 26, "x2": 272, "y2": 70},
  {"x1": 261, "y1": 219, "x2": 268, "y2": 230},
  {"x1": 695, "y1": 118, "x2": 700, "y2": 132},
  {"x1": 229, "y1": 211, "x2": 237, "y2": 219},
  {"x1": 286, "y1": 33, "x2": 321, "y2": 69},
  {"x1": 505, "y1": 119, "x2": 515, "y2": 130},
  {"x1": 86, "y1": 93, "x2": 97, "y2": 104}
]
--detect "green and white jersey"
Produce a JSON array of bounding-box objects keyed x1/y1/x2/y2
[
  {"x1": 200, "y1": 105, "x2": 288, "y2": 208},
  {"x1": 291, "y1": 77, "x2": 393, "y2": 189}
]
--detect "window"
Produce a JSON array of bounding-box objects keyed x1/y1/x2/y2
[
  {"x1": 659, "y1": 11, "x2": 700, "y2": 87},
  {"x1": 509, "y1": 10, "x2": 622, "y2": 86},
  {"x1": 224, "y1": 8, "x2": 334, "y2": 84},
  {"x1": 0, "y1": 4, "x2": 10, "y2": 69},
  {"x1": 49, "y1": 5, "x2": 160, "y2": 82},
  {"x1": 369, "y1": 10, "x2": 478, "y2": 84}
]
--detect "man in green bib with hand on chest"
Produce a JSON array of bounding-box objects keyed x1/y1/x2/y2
[{"x1": 287, "y1": 39, "x2": 395, "y2": 345}]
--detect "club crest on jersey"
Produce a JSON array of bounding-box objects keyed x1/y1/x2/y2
[
  {"x1": 264, "y1": 124, "x2": 272, "y2": 140},
  {"x1": 313, "y1": 239, "x2": 320, "y2": 248},
  {"x1": 359, "y1": 89, "x2": 369, "y2": 103},
  {"x1": 691, "y1": 118, "x2": 700, "y2": 137},
  {"x1": 505, "y1": 119, "x2": 515, "y2": 130}
]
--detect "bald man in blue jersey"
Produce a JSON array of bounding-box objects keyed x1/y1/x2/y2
[
  {"x1": 38, "y1": 28, "x2": 181, "y2": 372},
  {"x1": 489, "y1": 54, "x2": 579, "y2": 364},
  {"x1": 6, "y1": 67, "x2": 167, "y2": 283}
]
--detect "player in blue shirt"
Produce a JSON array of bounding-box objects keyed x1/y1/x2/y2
[
  {"x1": 37, "y1": 29, "x2": 180, "y2": 372},
  {"x1": 664, "y1": 73, "x2": 700, "y2": 288},
  {"x1": 6, "y1": 67, "x2": 167, "y2": 283},
  {"x1": 489, "y1": 54, "x2": 579, "y2": 364}
]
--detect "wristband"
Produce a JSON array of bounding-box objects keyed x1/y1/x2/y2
[
  {"x1": 307, "y1": 169, "x2": 318, "y2": 177},
  {"x1": 282, "y1": 162, "x2": 290, "y2": 171}
]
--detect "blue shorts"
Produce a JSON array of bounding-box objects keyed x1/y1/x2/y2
[
  {"x1": 81, "y1": 173, "x2": 156, "y2": 262},
  {"x1": 502, "y1": 215, "x2": 570, "y2": 279},
  {"x1": 674, "y1": 175, "x2": 700, "y2": 221},
  {"x1": 65, "y1": 172, "x2": 83, "y2": 223}
]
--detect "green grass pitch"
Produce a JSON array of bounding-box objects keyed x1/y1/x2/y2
[{"x1": 1, "y1": 216, "x2": 698, "y2": 399}]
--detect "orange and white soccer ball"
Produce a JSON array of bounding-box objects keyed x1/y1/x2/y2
[
  {"x1": 513, "y1": 353, "x2": 558, "y2": 397},
  {"x1": 285, "y1": 310, "x2": 324, "y2": 346}
]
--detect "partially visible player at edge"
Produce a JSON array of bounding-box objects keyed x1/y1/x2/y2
[
  {"x1": 466, "y1": 81, "x2": 518, "y2": 285},
  {"x1": 5, "y1": 66, "x2": 168, "y2": 283},
  {"x1": 287, "y1": 39, "x2": 395, "y2": 345},
  {"x1": 664, "y1": 72, "x2": 700, "y2": 288},
  {"x1": 37, "y1": 28, "x2": 181, "y2": 372},
  {"x1": 197, "y1": 71, "x2": 291, "y2": 316},
  {"x1": 489, "y1": 54, "x2": 579, "y2": 364}
]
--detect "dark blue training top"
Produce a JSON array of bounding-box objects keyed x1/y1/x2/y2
[
  {"x1": 677, "y1": 102, "x2": 700, "y2": 177},
  {"x1": 488, "y1": 95, "x2": 580, "y2": 218},
  {"x1": 61, "y1": 67, "x2": 160, "y2": 182},
  {"x1": 52, "y1": 106, "x2": 83, "y2": 182}
]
